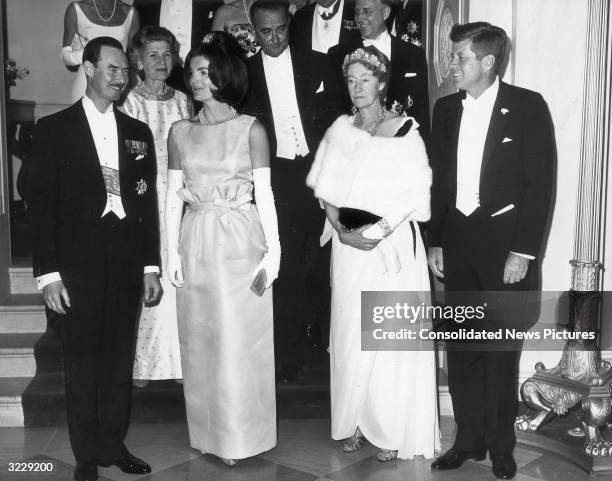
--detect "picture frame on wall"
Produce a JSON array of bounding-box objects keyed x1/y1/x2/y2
[{"x1": 425, "y1": 0, "x2": 469, "y2": 107}]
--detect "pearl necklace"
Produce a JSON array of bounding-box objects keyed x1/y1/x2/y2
[
  {"x1": 354, "y1": 108, "x2": 386, "y2": 136},
  {"x1": 198, "y1": 106, "x2": 237, "y2": 126},
  {"x1": 92, "y1": 0, "x2": 117, "y2": 23},
  {"x1": 137, "y1": 81, "x2": 169, "y2": 99}
]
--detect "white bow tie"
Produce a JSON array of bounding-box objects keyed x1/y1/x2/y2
[{"x1": 362, "y1": 34, "x2": 391, "y2": 59}]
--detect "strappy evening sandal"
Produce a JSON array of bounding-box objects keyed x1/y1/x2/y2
[
  {"x1": 341, "y1": 427, "x2": 365, "y2": 452},
  {"x1": 220, "y1": 458, "x2": 238, "y2": 467},
  {"x1": 376, "y1": 449, "x2": 398, "y2": 462}
]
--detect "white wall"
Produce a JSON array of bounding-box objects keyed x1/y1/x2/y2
[
  {"x1": 6, "y1": 0, "x2": 75, "y2": 118},
  {"x1": 514, "y1": 0, "x2": 587, "y2": 293}
]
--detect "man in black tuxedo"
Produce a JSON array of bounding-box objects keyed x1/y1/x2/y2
[
  {"x1": 290, "y1": 0, "x2": 360, "y2": 53},
  {"x1": 243, "y1": 0, "x2": 341, "y2": 382},
  {"x1": 427, "y1": 23, "x2": 554, "y2": 480},
  {"x1": 328, "y1": 0, "x2": 430, "y2": 142},
  {"x1": 26, "y1": 37, "x2": 161, "y2": 481}
]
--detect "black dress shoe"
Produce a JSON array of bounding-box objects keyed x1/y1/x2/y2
[
  {"x1": 431, "y1": 448, "x2": 486, "y2": 470},
  {"x1": 74, "y1": 462, "x2": 98, "y2": 481},
  {"x1": 491, "y1": 453, "x2": 517, "y2": 479},
  {"x1": 103, "y1": 450, "x2": 151, "y2": 474}
]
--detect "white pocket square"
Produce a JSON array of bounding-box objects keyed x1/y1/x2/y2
[
  {"x1": 502, "y1": 137, "x2": 513, "y2": 143},
  {"x1": 491, "y1": 204, "x2": 515, "y2": 217},
  {"x1": 136, "y1": 154, "x2": 145, "y2": 160},
  {"x1": 404, "y1": 72, "x2": 417, "y2": 78},
  {"x1": 316, "y1": 81, "x2": 324, "y2": 93}
]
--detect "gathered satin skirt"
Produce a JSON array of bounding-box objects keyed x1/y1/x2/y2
[
  {"x1": 177, "y1": 195, "x2": 276, "y2": 459},
  {"x1": 329, "y1": 220, "x2": 440, "y2": 459}
]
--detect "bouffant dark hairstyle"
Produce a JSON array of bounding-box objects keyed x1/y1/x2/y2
[{"x1": 183, "y1": 31, "x2": 248, "y2": 108}]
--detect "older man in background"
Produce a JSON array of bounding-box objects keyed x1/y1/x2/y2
[
  {"x1": 244, "y1": 0, "x2": 341, "y2": 382},
  {"x1": 290, "y1": 0, "x2": 360, "y2": 53},
  {"x1": 328, "y1": 0, "x2": 430, "y2": 142}
]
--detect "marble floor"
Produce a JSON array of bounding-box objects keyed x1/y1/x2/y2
[{"x1": 0, "y1": 417, "x2": 595, "y2": 481}]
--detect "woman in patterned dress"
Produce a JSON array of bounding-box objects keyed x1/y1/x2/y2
[
  {"x1": 211, "y1": 0, "x2": 260, "y2": 57},
  {"x1": 121, "y1": 25, "x2": 190, "y2": 387}
]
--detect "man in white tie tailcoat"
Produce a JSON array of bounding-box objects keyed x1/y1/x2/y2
[{"x1": 428, "y1": 22, "x2": 554, "y2": 480}]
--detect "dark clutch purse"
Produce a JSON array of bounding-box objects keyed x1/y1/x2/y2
[
  {"x1": 338, "y1": 207, "x2": 381, "y2": 231},
  {"x1": 250, "y1": 269, "x2": 267, "y2": 297}
]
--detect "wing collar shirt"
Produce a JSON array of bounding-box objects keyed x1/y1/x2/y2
[
  {"x1": 36, "y1": 96, "x2": 159, "y2": 290},
  {"x1": 82, "y1": 95, "x2": 126, "y2": 220},
  {"x1": 456, "y1": 77, "x2": 499, "y2": 217},
  {"x1": 262, "y1": 47, "x2": 310, "y2": 159},
  {"x1": 160, "y1": 0, "x2": 192, "y2": 61},
  {"x1": 362, "y1": 29, "x2": 392, "y2": 61},
  {"x1": 312, "y1": 0, "x2": 344, "y2": 53}
]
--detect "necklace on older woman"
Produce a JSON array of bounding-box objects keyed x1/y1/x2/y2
[
  {"x1": 136, "y1": 81, "x2": 169, "y2": 99},
  {"x1": 198, "y1": 106, "x2": 237, "y2": 126},
  {"x1": 354, "y1": 107, "x2": 386, "y2": 136}
]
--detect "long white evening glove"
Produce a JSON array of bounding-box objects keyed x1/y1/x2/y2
[
  {"x1": 166, "y1": 169, "x2": 185, "y2": 287},
  {"x1": 60, "y1": 46, "x2": 83, "y2": 67},
  {"x1": 253, "y1": 167, "x2": 281, "y2": 288}
]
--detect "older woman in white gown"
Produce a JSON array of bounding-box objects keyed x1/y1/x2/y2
[{"x1": 307, "y1": 46, "x2": 440, "y2": 461}]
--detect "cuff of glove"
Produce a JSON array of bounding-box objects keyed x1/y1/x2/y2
[{"x1": 362, "y1": 219, "x2": 393, "y2": 239}]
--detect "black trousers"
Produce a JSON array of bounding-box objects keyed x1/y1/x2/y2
[
  {"x1": 270, "y1": 155, "x2": 327, "y2": 372},
  {"x1": 56, "y1": 215, "x2": 143, "y2": 464},
  {"x1": 442, "y1": 208, "x2": 536, "y2": 456}
]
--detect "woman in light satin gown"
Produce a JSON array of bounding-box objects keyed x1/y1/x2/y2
[
  {"x1": 307, "y1": 46, "x2": 440, "y2": 461},
  {"x1": 165, "y1": 32, "x2": 280, "y2": 467}
]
